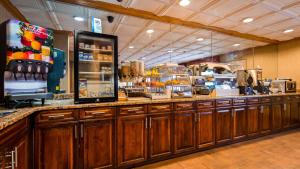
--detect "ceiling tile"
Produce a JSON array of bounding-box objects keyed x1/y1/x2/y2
[
  {"x1": 189, "y1": 12, "x2": 221, "y2": 25},
  {"x1": 164, "y1": 5, "x2": 195, "y2": 19},
  {"x1": 130, "y1": 0, "x2": 165, "y2": 13}
]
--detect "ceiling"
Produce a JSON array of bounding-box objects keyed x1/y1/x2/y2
[{"x1": 10, "y1": 0, "x2": 300, "y2": 67}]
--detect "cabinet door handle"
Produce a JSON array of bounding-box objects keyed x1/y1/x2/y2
[
  {"x1": 284, "y1": 104, "x2": 287, "y2": 111},
  {"x1": 149, "y1": 117, "x2": 152, "y2": 128},
  {"x1": 145, "y1": 118, "x2": 148, "y2": 129},
  {"x1": 195, "y1": 114, "x2": 198, "y2": 123},
  {"x1": 74, "y1": 125, "x2": 78, "y2": 139},
  {"x1": 261, "y1": 106, "x2": 264, "y2": 114},
  {"x1": 11, "y1": 150, "x2": 15, "y2": 169},
  {"x1": 15, "y1": 147, "x2": 18, "y2": 168},
  {"x1": 80, "y1": 124, "x2": 84, "y2": 138}
]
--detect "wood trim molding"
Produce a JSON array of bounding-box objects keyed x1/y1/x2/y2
[
  {"x1": 0, "y1": 0, "x2": 29, "y2": 22},
  {"x1": 56, "y1": 0, "x2": 279, "y2": 44}
]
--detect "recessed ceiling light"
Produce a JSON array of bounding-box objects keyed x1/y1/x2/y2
[
  {"x1": 179, "y1": 0, "x2": 191, "y2": 7},
  {"x1": 74, "y1": 16, "x2": 84, "y2": 22},
  {"x1": 129, "y1": 46, "x2": 134, "y2": 49},
  {"x1": 146, "y1": 29, "x2": 154, "y2": 34},
  {"x1": 196, "y1": 38, "x2": 204, "y2": 41},
  {"x1": 242, "y1": 17, "x2": 254, "y2": 23},
  {"x1": 283, "y1": 29, "x2": 294, "y2": 33},
  {"x1": 233, "y1": 44, "x2": 240, "y2": 47},
  {"x1": 141, "y1": 57, "x2": 145, "y2": 60},
  {"x1": 167, "y1": 50, "x2": 173, "y2": 53}
]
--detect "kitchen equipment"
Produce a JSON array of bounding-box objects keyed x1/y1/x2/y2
[
  {"x1": 0, "y1": 19, "x2": 54, "y2": 106},
  {"x1": 285, "y1": 80, "x2": 296, "y2": 93},
  {"x1": 271, "y1": 80, "x2": 286, "y2": 93},
  {"x1": 74, "y1": 31, "x2": 118, "y2": 103}
]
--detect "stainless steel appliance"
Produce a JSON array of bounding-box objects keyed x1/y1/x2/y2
[{"x1": 285, "y1": 80, "x2": 296, "y2": 93}]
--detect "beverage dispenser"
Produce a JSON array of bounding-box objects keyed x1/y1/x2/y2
[{"x1": 0, "y1": 20, "x2": 54, "y2": 106}]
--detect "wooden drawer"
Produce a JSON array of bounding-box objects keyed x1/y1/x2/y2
[
  {"x1": 261, "y1": 97, "x2": 271, "y2": 103},
  {"x1": 216, "y1": 99, "x2": 232, "y2": 107},
  {"x1": 174, "y1": 102, "x2": 195, "y2": 111},
  {"x1": 197, "y1": 100, "x2": 215, "y2": 109},
  {"x1": 36, "y1": 110, "x2": 77, "y2": 123},
  {"x1": 272, "y1": 97, "x2": 282, "y2": 103},
  {"x1": 283, "y1": 96, "x2": 293, "y2": 102},
  {"x1": 247, "y1": 98, "x2": 260, "y2": 105},
  {"x1": 0, "y1": 118, "x2": 29, "y2": 145},
  {"x1": 149, "y1": 103, "x2": 172, "y2": 113},
  {"x1": 233, "y1": 98, "x2": 246, "y2": 105},
  {"x1": 81, "y1": 107, "x2": 115, "y2": 119},
  {"x1": 119, "y1": 105, "x2": 147, "y2": 115}
]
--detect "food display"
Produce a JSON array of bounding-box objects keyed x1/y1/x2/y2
[
  {"x1": 74, "y1": 31, "x2": 118, "y2": 103},
  {"x1": 158, "y1": 64, "x2": 192, "y2": 98}
]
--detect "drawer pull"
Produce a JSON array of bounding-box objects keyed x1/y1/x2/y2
[
  {"x1": 218, "y1": 101, "x2": 230, "y2": 104},
  {"x1": 199, "y1": 102, "x2": 213, "y2": 106},
  {"x1": 177, "y1": 104, "x2": 193, "y2": 108},
  {"x1": 121, "y1": 110, "x2": 144, "y2": 114},
  {"x1": 48, "y1": 114, "x2": 65, "y2": 120},
  {"x1": 153, "y1": 105, "x2": 169, "y2": 109},
  {"x1": 234, "y1": 100, "x2": 245, "y2": 103},
  {"x1": 90, "y1": 111, "x2": 106, "y2": 115},
  {"x1": 125, "y1": 107, "x2": 143, "y2": 112}
]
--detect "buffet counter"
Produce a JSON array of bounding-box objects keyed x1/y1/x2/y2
[
  {"x1": 1, "y1": 93, "x2": 299, "y2": 131},
  {"x1": 1, "y1": 93, "x2": 300, "y2": 169}
]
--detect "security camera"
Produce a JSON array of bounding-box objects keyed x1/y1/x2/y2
[
  {"x1": 107, "y1": 16, "x2": 114, "y2": 23},
  {"x1": 117, "y1": 0, "x2": 123, "y2": 2}
]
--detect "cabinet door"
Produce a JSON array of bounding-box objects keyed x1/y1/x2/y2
[
  {"x1": 82, "y1": 119, "x2": 114, "y2": 169},
  {"x1": 216, "y1": 108, "x2": 232, "y2": 144},
  {"x1": 247, "y1": 105, "x2": 260, "y2": 137},
  {"x1": 149, "y1": 113, "x2": 172, "y2": 159},
  {"x1": 260, "y1": 104, "x2": 272, "y2": 134},
  {"x1": 117, "y1": 114, "x2": 147, "y2": 167},
  {"x1": 174, "y1": 111, "x2": 195, "y2": 154},
  {"x1": 15, "y1": 134, "x2": 29, "y2": 169},
  {"x1": 290, "y1": 102, "x2": 299, "y2": 127},
  {"x1": 282, "y1": 103, "x2": 291, "y2": 128},
  {"x1": 196, "y1": 109, "x2": 214, "y2": 148},
  {"x1": 34, "y1": 124, "x2": 77, "y2": 169},
  {"x1": 272, "y1": 104, "x2": 282, "y2": 131},
  {"x1": 232, "y1": 107, "x2": 247, "y2": 140}
]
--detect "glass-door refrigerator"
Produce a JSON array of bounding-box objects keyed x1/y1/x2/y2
[{"x1": 74, "y1": 31, "x2": 118, "y2": 103}]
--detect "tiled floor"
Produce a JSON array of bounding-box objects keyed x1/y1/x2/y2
[{"x1": 137, "y1": 129, "x2": 300, "y2": 169}]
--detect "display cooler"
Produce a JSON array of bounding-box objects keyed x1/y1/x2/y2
[{"x1": 74, "y1": 31, "x2": 118, "y2": 103}]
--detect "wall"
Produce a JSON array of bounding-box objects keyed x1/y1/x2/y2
[{"x1": 220, "y1": 38, "x2": 300, "y2": 89}]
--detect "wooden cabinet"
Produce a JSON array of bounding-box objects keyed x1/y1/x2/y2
[
  {"x1": 290, "y1": 101, "x2": 300, "y2": 127},
  {"x1": 216, "y1": 108, "x2": 232, "y2": 144},
  {"x1": 117, "y1": 114, "x2": 147, "y2": 167},
  {"x1": 174, "y1": 110, "x2": 195, "y2": 153},
  {"x1": 0, "y1": 119, "x2": 30, "y2": 169},
  {"x1": 247, "y1": 105, "x2": 260, "y2": 137},
  {"x1": 260, "y1": 104, "x2": 272, "y2": 134},
  {"x1": 282, "y1": 102, "x2": 291, "y2": 128},
  {"x1": 80, "y1": 108, "x2": 115, "y2": 169},
  {"x1": 272, "y1": 103, "x2": 283, "y2": 131},
  {"x1": 81, "y1": 119, "x2": 115, "y2": 169},
  {"x1": 34, "y1": 110, "x2": 78, "y2": 169},
  {"x1": 232, "y1": 107, "x2": 247, "y2": 140},
  {"x1": 148, "y1": 113, "x2": 172, "y2": 159},
  {"x1": 34, "y1": 123, "x2": 77, "y2": 169},
  {"x1": 196, "y1": 108, "x2": 215, "y2": 148}
]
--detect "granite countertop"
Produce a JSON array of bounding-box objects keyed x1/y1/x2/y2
[{"x1": 1, "y1": 93, "x2": 300, "y2": 131}]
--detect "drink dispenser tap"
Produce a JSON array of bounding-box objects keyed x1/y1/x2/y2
[
  {"x1": 24, "y1": 61, "x2": 36, "y2": 80},
  {"x1": 7, "y1": 60, "x2": 25, "y2": 80}
]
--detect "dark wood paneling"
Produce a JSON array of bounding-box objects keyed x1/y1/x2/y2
[
  {"x1": 34, "y1": 123, "x2": 76, "y2": 169},
  {"x1": 232, "y1": 107, "x2": 247, "y2": 140},
  {"x1": 261, "y1": 104, "x2": 272, "y2": 134},
  {"x1": 81, "y1": 119, "x2": 114, "y2": 169},
  {"x1": 247, "y1": 105, "x2": 260, "y2": 137},
  {"x1": 117, "y1": 114, "x2": 147, "y2": 167},
  {"x1": 149, "y1": 113, "x2": 172, "y2": 159},
  {"x1": 216, "y1": 108, "x2": 232, "y2": 144},
  {"x1": 283, "y1": 103, "x2": 291, "y2": 128},
  {"x1": 290, "y1": 101, "x2": 300, "y2": 127},
  {"x1": 196, "y1": 109, "x2": 215, "y2": 148},
  {"x1": 272, "y1": 103, "x2": 283, "y2": 131},
  {"x1": 174, "y1": 111, "x2": 195, "y2": 153}
]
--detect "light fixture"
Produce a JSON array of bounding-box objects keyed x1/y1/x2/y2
[
  {"x1": 74, "y1": 16, "x2": 84, "y2": 22},
  {"x1": 141, "y1": 57, "x2": 145, "y2": 60},
  {"x1": 167, "y1": 50, "x2": 173, "y2": 53},
  {"x1": 196, "y1": 38, "x2": 204, "y2": 41},
  {"x1": 242, "y1": 17, "x2": 254, "y2": 23},
  {"x1": 233, "y1": 43, "x2": 240, "y2": 47},
  {"x1": 179, "y1": 0, "x2": 191, "y2": 7},
  {"x1": 283, "y1": 29, "x2": 294, "y2": 33},
  {"x1": 129, "y1": 46, "x2": 134, "y2": 49},
  {"x1": 146, "y1": 29, "x2": 154, "y2": 34}
]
